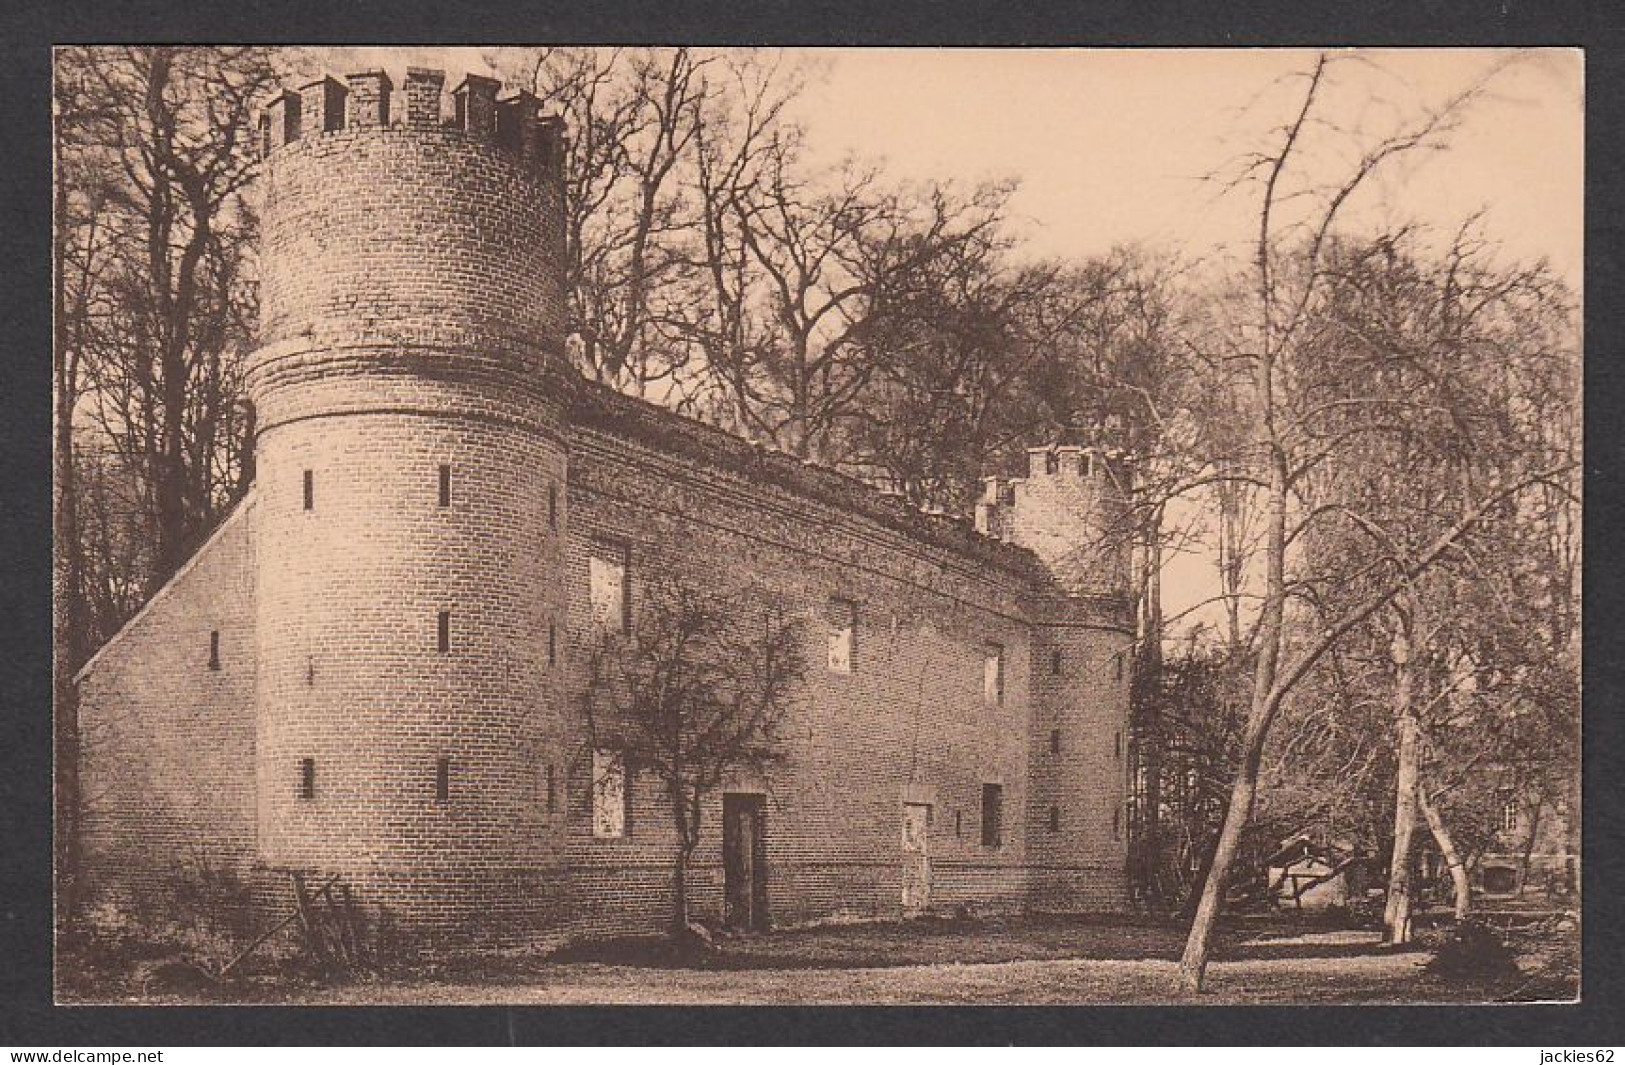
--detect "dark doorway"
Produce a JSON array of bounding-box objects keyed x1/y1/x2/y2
[
  {"x1": 1482, "y1": 864, "x2": 1519, "y2": 895},
  {"x1": 723, "y1": 793, "x2": 767, "y2": 931}
]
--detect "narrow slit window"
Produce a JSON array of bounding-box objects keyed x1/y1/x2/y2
[
  {"x1": 435, "y1": 756, "x2": 450, "y2": 803},
  {"x1": 984, "y1": 644, "x2": 1004, "y2": 707},
  {"x1": 548, "y1": 483, "x2": 558, "y2": 530},
  {"x1": 438, "y1": 464, "x2": 451, "y2": 508},
  {"x1": 1115, "y1": 654, "x2": 1123, "y2": 681},
  {"x1": 208, "y1": 630, "x2": 221, "y2": 671},
  {"x1": 547, "y1": 621, "x2": 557, "y2": 666},
  {"x1": 954, "y1": 810, "x2": 962, "y2": 838},
  {"x1": 1051, "y1": 649, "x2": 1062, "y2": 676},
  {"x1": 546, "y1": 763, "x2": 556, "y2": 814},
  {"x1": 1050, "y1": 728, "x2": 1061, "y2": 755},
  {"x1": 437, "y1": 610, "x2": 451, "y2": 653},
  {"x1": 827, "y1": 597, "x2": 857, "y2": 674},
  {"x1": 303, "y1": 470, "x2": 314, "y2": 511},
  {"x1": 1113, "y1": 806, "x2": 1122, "y2": 841},
  {"x1": 299, "y1": 757, "x2": 315, "y2": 800},
  {"x1": 1114, "y1": 730, "x2": 1123, "y2": 759},
  {"x1": 1049, "y1": 805, "x2": 1060, "y2": 833}
]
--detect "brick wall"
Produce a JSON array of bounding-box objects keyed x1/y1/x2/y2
[
  {"x1": 77, "y1": 499, "x2": 260, "y2": 918},
  {"x1": 557, "y1": 425, "x2": 1130, "y2": 937},
  {"x1": 1026, "y1": 618, "x2": 1132, "y2": 912},
  {"x1": 256, "y1": 115, "x2": 565, "y2": 375},
  {"x1": 252, "y1": 414, "x2": 568, "y2": 900},
  {"x1": 977, "y1": 447, "x2": 1132, "y2": 598},
  {"x1": 74, "y1": 72, "x2": 1132, "y2": 950},
  {"x1": 244, "y1": 93, "x2": 574, "y2": 946}
]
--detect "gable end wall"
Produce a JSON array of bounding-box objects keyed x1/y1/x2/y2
[{"x1": 76, "y1": 500, "x2": 260, "y2": 921}]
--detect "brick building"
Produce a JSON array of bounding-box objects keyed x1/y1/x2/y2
[{"x1": 74, "y1": 68, "x2": 1134, "y2": 949}]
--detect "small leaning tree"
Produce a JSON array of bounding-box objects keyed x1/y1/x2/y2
[{"x1": 579, "y1": 574, "x2": 806, "y2": 945}]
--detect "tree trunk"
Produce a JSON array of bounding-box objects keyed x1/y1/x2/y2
[
  {"x1": 669, "y1": 782, "x2": 699, "y2": 944},
  {"x1": 1383, "y1": 628, "x2": 1420, "y2": 946},
  {"x1": 1418, "y1": 783, "x2": 1469, "y2": 921},
  {"x1": 1133, "y1": 504, "x2": 1165, "y2": 910},
  {"x1": 53, "y1": 113, "x2": 87, "y2": 939},
  {"x1": 671, "y1": 842, "x2": 690, "y2": 941},
  {"x1": 1177, "y1": 443, "x2": 1289, "y2": 992}
]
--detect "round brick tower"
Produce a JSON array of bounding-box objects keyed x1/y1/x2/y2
[
  {"x1": 976, "y1": 443, "x2": 1135, "y2": 912},
  {"x1": 246, "y1": 68, "x2": 571, "y2": 944}
]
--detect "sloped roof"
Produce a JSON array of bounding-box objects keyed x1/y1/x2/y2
[{"x1": 567, "y1": 376, "x2": 1055, "y2": 586}]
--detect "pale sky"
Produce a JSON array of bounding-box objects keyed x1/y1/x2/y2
[
  {"x1": 345, "y1": 46, "x2": 1580, "y2": 282},
  {"x1": 793, "y1": 48, "x2": 1582, "y2": 636},
  {"x1": 790, "y1": 48, "x2": 1581, "y2": 285},
  {"x1": 336, "y1": 46, "x2": 1583, "y2": 638}
]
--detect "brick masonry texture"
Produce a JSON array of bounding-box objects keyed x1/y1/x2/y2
[{"x1": 74, "y1": 71, "x2": 1133, "y2": 950}]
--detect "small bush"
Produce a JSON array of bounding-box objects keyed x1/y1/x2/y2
[{"x1": 1425, "y1": 918, "x2": 1521, "y2": 982}]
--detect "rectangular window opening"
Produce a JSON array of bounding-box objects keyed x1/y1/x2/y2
[
  {"x1": 1049, "y1": 805, "x2": 1060, "y2": 833},
  {"x1": 589, "y1": 546, "x2": 631, "y2": 634},
  {"x1": 981, "y1": 783, "x2": 1003, "y2": 847},
  {"x1": 1114, "y1": 730, "x2": 1123, "y2": 759},
  {"x1": 1113, "y1": 806, "x2": 1123, "y2": 841},
  {"x1": 828, "y1": 597, "x2": 857, "y2": 674},
  {"x1": 302, "y1": 470, "x2": 314, "y2": 511},
  {"x1": 1051, "y1": 649, "x2": 1062, "y2": 676},
  {"x1": 1050, "y1": 728, "x2": 1061, "y2": 755},
  {"x1": 208, "y1": 630, "x2": 221, "y2": 671},
  {"x1": 438, "y1": 464, "x2": 451, "y2": 508},
  {"x1": 435, "y1": 756, "x2": 450, "y2": 803},
  {"x1": 299, "y1": 757, "x2": 315, "y2": 800},
  {"x1": 437, "y1": 610, "x2": 451, "y2": 653},
  {"x1": 548, "y1": 621, "x2": 557, "y2": 666},
  {"x1": 592, "y1": 748, "x2": 628, "y2": 838},
  {"x1": 984, "y1": 644, "x2": 1005, "y2": 707},
  {"x1": 546, "y1": 763, "x2": 556, "y2": 815},
  {"x1": 954, "y1": 809, "x2": 962, "y2": 838},
  {"x1": 548, "y1": 483, "x2": 558, "y2": 530}
]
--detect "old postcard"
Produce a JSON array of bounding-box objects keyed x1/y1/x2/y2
[{"x1": 53, "y1": 46, "x2": 1581, "y2": 1006}]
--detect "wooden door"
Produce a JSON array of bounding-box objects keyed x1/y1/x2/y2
[
  {"x1": 902, "y1": 802, "x2": 932, "y2": 913},
  {"x1": 723, "y1": 793, "x2": 767, "y2": 931}
]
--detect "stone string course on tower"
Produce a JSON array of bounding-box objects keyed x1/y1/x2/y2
[{"x1": 75, "y1": 68, "x2": 1135, "y2": 950}]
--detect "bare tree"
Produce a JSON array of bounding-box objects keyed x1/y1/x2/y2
[
  {"x1": 578, "y1": 576, "x2": 805, "y2": 944},
  {"x1": 54, "y1": 45, "x2": 271, "y2": 935},
  {"x1": 1174, "y1": 54, "x2": 1575, "y2": 991},
  {"x1": 694, "y1": 130, "x2": 1015, "y2": 463},
  {"x1": 1290, "y1": 224, "x2": 1580, "y2": 943},
  {"x1": 53, "y1": 49, "x2": 109, "y2": 934},
  {"x1": 483, "y1": 47, "x2": 808, "y2": 403},
  {"x1": 58, "y1": 46, "x2": 270, "y2": 594}
]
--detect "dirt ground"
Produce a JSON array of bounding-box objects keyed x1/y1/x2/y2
[{"x1": 66, "y1": 912, "x2": 1579, "y2": 1006}]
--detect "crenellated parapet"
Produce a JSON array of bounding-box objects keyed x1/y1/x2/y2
[
  {"x1": 975, "y1": 443, "x2": 1133, "y2": 602},
  {"x1": 248, "y1": 67, "x2": 572, "y2": 436},
  {"x1": 259, "y1": 67, "x2": 567, "y2": 182}
]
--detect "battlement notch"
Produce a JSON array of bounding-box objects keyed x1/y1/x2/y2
[{"x1": 259, "y1": 66, "x2": 567, "y2": 182}]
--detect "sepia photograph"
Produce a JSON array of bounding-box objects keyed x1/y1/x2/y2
[{"x1": 50, "y1": 45, "x2": 1582, "y2": 1008}]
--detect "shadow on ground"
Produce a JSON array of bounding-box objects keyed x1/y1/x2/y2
[{"x1": 59, "y1": 909, "x2": 1578, "y2": 1005}]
